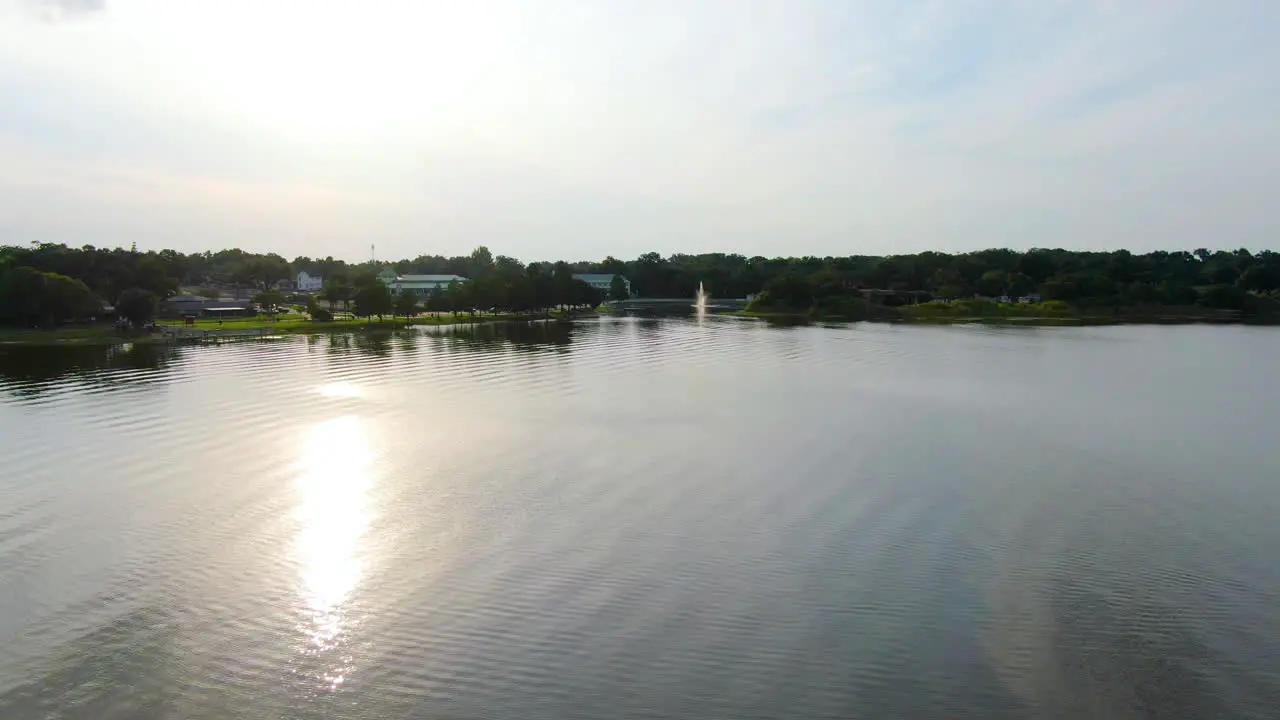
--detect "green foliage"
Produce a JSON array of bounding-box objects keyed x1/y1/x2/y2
[
  {"x1": 813, "y1": 294, "x2": 903, "y2": 321},
  {"x1": 5, "y1": 242, "x2": 1280, "y2": 328},
  {"x1": 469, "y1": 246, "x2": 494, "y2": 275},
  {"x1": 352, "y1": 276, "x2": 393, "y2": 320},
  {"x1": 1239, "y1": 264, "x2": 1280, "y2": 292},
  {"x1": 320, "y1": 280, "x2": 352, "y2": 310},
  {"x1": 908, "y1": 299, "x2": 1073, "y2": 318},
  {"x1": 116, "y1": 288, "x2": 157, "y2": 327},
  {"x1": 393, "y1": 289, "x2": 419, "y2": 317},
  {"x1": 552, "y1": 262, "x2": 575, "y2": 308},
  {"x1": 0, "y1": 266, "x2": 102, "y2": 327},
  {"x1": 610, "y1": 274, "x2": 630, "y2": 301},
  {"x1": 1198, "y1": 284, "x2": 1247, "y2": 310},
  {"x1": 751, "y1": 273, "x2": 815, "y2": 312},
  {"x1": 253, "y1": 290, "x2": 286, "y2": 311},
  {"x1": 572, "y1": 279, "x2": 604, "y2": 308}
]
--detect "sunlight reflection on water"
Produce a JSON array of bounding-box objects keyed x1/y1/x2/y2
[
  {"x1": 293, "y1": 414, "x2": 373, "y2": 691},
  {"x1": 314, "y1": 382, "x2": 364, "y2": 399}
]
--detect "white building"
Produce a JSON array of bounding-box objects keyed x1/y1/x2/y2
[
  {"x1": 296, "y1": 271, "x2": 324, "y2": 292},
  {"x1": 573, "y1": 273, "x2": 631, "y2": 297},
  {"x1": 377, "y1": 269, "x2": 468, "y2": 296}
]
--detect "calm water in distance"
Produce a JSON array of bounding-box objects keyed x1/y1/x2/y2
[{"x1": 1, "y1": 318, "x2": 1278, "y2": 719}]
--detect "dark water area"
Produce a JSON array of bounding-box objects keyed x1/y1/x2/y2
[{"x1": 1, "y1": 318, "x2": 1278, "y2": 719}]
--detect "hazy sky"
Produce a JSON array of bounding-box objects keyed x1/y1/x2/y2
[{"x1": 1, "y1": 1, "x2": 1277, "y2": 261}]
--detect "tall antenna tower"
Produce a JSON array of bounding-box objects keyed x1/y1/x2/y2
[{"x1": 371, "y1": 244, "x2": 376, "y2": 263}]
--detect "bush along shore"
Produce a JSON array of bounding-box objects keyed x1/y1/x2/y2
[
  {"x1": 741, "y1": 297, "x2": 1269, "y2": 325},
  {"x1": 741, "y1": 268, "x2": 1280, "y2": 325}
]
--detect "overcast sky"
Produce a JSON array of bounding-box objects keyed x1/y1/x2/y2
[{"x1": 1, "y1": 0, "x2": 1277, "y2": 261}]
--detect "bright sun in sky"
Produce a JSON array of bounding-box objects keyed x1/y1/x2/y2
[
  {"x1": 2, "y1": 0, "x2": 1277, "y2": 259},
  {"x1": 109, "y1": 1, "x2": 515, "y2": 141}
]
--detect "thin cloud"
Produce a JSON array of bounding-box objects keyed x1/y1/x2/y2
[
  {"x1": 0, "y1": 0, "x2": 1277, "y2": 259},
  {"x1": 30, "y1": 0, "x2": 105, "y2": 21}
]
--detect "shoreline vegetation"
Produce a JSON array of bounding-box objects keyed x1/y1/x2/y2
[
  {"x1": 738, "y1": 297, "x2": 1267, "y2": 326},
  {"x1": 4, "y1": 300, "x2": 1271, "y2": 347},
  {"x1": 3, "y1": 242, "x2": 1279, "y2": 345},
  {"x1": 0, "y1": 311, "x2": 598, "y2": 347}
]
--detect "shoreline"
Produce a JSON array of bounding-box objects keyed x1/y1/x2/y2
[
  {"x1": 4, "y1": 309, "x2": 1276, "y2": 346},
  {"x1": 734, "y1": 309, "x2": 1278, "y2": 326},
  {"x1": 0, "y1": 312, "x2": 596, "y2": 347}
]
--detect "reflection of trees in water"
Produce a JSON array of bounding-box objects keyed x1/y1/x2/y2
[
  {"x1": 423, "y1": 320, "x2": 574, "y2": 353},
  {"x1": 321, "y1": 330, "x2": 419, "y2": 359},
  {"x1": 983, "y1": 466, "x2": 1238, "y2": 719},
  {"x1": 0, "y1": 343, "x2": 180, "y2": 396},
  {"x1": 1047, "y1": 584, "x2": 1226, "y2": 719},
  {"x1": 0, "y1": 606, "x2": 181, "y2": 719},
  {"x1": 353, "y1": 330, "x2": 393, "y2": 358}
]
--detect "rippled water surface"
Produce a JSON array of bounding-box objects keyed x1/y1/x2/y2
[{"x1": 1, "y1": 318, "x2": 1279, "y2": 719}]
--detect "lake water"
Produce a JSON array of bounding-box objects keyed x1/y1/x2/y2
[{"x1": 1, "y1": 318, "x2": 1278, "y2": 719}]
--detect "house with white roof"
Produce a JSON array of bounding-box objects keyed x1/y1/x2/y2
[
  {"x1": 377, "y1": 269, "x2": 468, "y2": 297},
  {"x1": 573, "y1": 273, "x2": 631, "y2": 297}
]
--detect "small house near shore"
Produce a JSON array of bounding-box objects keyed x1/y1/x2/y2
[{"x1": 160, "y1": 295, "x2": 255, "y2": 319}]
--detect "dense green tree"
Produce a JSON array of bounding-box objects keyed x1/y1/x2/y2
[
  {"x1": 757, "y1": 273, "x2": 814, "y2": 310},
  {"x1": 1240, "y1": 264, "x2": 1280, "y2": 292},
  {"x1": 116, "y1": 288, "x2": 157, "y2": 328},
  {"x1": 44, "y1": 273, "x2": 102, "y2": 323},
  {"x1": 249, "y1": 254, "x2": 292, "y2": 289},
  {"x1": 470, "y1": 246, "x2": 495, "y2": 276},
  {"x1": 975, "y1": 270, "x2": 1009, "y2": 297},
  {"x1": 132, "y1": 255, "x2": 179, "y2": 298},
  {"x1": 552, "y1": 261, "x2": 575, "y2": 310},
  {"x1": 6, "y1": 241, "x2": 1280, "y2": 326},
  {"x1": 526, "y1": 265, "x2": 552, "y2": 313},
  {"x1": 571, "y1": 279, "x2": 603, "y2": 309},
  {"x1": 320, "y1": 280, "x2": 352, "y2": 311},
  {"x1": 0, "y1": 266, "x2": 52, "y2": 326},
  {"x1": 352, "y1": 277, "x2": 393, "y2": 320},
  {"x1": 610, "y1": 274, "x2": 630, "y2": 301},
  {"x1": 1199, "y1": 284, "x2": 1247, "y2": 310},
  {"x1": 253, "y1": 290, "x2": 286, "y2": 312},
  {"x1": 0, "y1": 267, "x2": 101, "y2": 326},
  {"x1": 393, "y1": 289, "x2": 419, "y2": 317}
]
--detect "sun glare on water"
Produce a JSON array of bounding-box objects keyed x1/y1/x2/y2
[
  {"x1": 294, "y1": 414, "x2": 375, "y2": 690},
  {"x1": 315, "y1": 382, "x2": 363, "y2": 399}
]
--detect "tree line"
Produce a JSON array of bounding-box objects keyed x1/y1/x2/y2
[
  {"x1": 3, "y1": 241, "x2": 1280, "y2": 326},
  {"x1": 309, "y1": 257, "x2": 611, "y2": 322}
]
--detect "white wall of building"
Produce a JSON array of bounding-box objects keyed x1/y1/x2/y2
[{"x1": 296, "y1": 271, "x2": 324, "y2": 292}]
